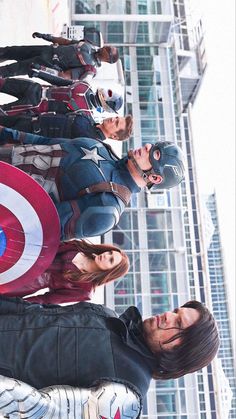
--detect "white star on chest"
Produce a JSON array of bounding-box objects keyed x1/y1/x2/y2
[{"x1": 80, "y1": 146, "x2": 106, "y2": 165}]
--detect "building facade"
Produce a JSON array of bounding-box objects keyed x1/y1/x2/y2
[
  {"x1": 68, "y1": 1, "x2": 231, "y2": 417},
  {"x1": 204, "y1": 193, "x2": 236, "y2": 419}
]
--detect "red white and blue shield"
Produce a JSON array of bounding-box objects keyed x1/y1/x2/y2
[{"x1": 0, "y1": 162, "x2": 60, "y2": 293}]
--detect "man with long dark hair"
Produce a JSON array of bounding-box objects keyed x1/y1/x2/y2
[{"x1": 0, "y1": 297, "x2": 219, "y2": 418}]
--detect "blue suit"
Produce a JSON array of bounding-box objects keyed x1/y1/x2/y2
[{"x1": 0, "y1": 127, "x2": 140, "y2": 240}]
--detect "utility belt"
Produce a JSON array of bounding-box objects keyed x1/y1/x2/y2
[{"x1": 31, "y1": 116, "x2": 42, "y2": 134}]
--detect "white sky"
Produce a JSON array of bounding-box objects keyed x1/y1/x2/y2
[{"x1": 190, "y1": 1, "x2": 235, "y2": 322}]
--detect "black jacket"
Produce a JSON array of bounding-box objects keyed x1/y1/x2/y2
[
  {"x1": 0, "y1": 297, "x2": 157, "y2": 400},
  {"x1": 0, "y1": 113, "x2": 106, "y2": 140}
]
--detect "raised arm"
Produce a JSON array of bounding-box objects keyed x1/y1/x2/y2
[{"x1": 32, "y1": 31, "x2": 77, "y2": 45}]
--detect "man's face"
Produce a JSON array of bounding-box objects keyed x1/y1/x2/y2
[
  {"x1": 102, "y1": 117, "x2": 126, "y2": 139},
  {"x1": 142, "y1": 307, "x2": 200, "y2": 353},
  {"x1": 132, "y1": 143, "x2": 161, "y2": 171}
]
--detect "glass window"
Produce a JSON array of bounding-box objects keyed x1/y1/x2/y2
[
  {"x1": 125, "y1": 0, "x2": 131, "y2": 14},
  {"x1": 136, "y1": 46, "x2": 151, "y2": 57},
  {"x1": 112, "y1": 231, "x2": 133, "y2": 250},
  {"x1": 140, "y1": 103, "x2": 158, "y2": 118},
  {"x1": 114, "y1": 273, "x2": 135, "y2": 294},
  {"x1": 126, "y1": 252, "x2": 141, "y2": 273},
  {"x1": 158, "y1": 103, "x2": 164, "y2": 117},
  {"x1": 114, "y1": 295, "x2": 135, "y2": 307},
  {"x1": 146, "y1": 211, "x2": 166, "y2": 229},
  {"x1": 138, "y1": 71, "x2": 155, "y2": 87},
  {"x1": 147, "y1": 231, "x2": 167, "y2": 249},
  {"x1": 151, "y1": 295, "x2": 171, "y2": 314},
  {"x1": 171, "y1": 272, "x2": 177, "y2": 292},
  {"x1": 107, "y1": 22, "x2": 124, "y2": 43},
  {"x1": 156, "y1": 379, "x2": 176, "y2": 389},
  {"x1": 169, "y1": 253, "x2": 176, "y2": 270},
  {"x1": 150, "y1": 273, "x2": 169, "y2": 294},
  {"x1": 138, "y1": 3, "x2": 147, "y2": 14},
  {"x1": 168, "y1": 231, "x2": 174, "y2": 247},
  {"x1": 114, "y1": 212, "x2": 133, "y2": 230},
  {"x1": 179, "y1": 390, "x2": 186, "y2": 413},
  {"x1": 124, "y1": 54, "x2": 131, "y2": 71},
  {"x1": 156, "y1": 392, "x2": 177, "y2": 413},
  {"x1": 149, "y1": 252, "x2": 168, "y2": 271},
  {"x1": 159, "y1": 119, "x2": 165, "y2": 135},
  {"x1": 178, "y1": 376, "x2": 185, "y2": 387},
  {"x1": 139, "y1": 86, "x2": 156, "y2": 102},
  {"x1": 75, "y1": 0, "x2": 95, "y2": 14},
  {"x1": 151, "y1": 1, "x2": 162, "y2": 14},
  {"x1": 137, "y1": 56, "x2": 153, "y2": 71},
  {"x1": 141, "y1": 119, "x2": 158, "y2": 129},
  {"x1": 166, "y1": 211, "x2": 172, "y2": 227}
]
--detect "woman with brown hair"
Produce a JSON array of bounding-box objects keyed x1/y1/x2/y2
[{"x1": 0, "y1": 240, "x2": 129, "y2": 304}]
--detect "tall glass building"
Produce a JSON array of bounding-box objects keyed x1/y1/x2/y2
[
  {"x1": 205, "y1": 193, "x2": 236, "y2": 419},
  {"x1": 68, "y1": 1, "x2": 232, "y2": 417}
]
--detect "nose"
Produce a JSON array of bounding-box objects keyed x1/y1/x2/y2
[
  {"x1": 164, "y1": 311, "x2": 176, "y2": 325},
  {"x1": 104, "y1": 251, "x2": 110, "y2": 260},
  {"x1": 144, "y1": 143, "x2": 152, "y2": 153}
]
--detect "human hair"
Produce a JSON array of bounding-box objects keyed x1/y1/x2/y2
[
  {"x1": 116, "y1": 115, "x2": 133, "y2": 141},
  {"x1": 58, "y1": 240, "x2": 129, "y2": 288},
  {"x1": 99, "y1": 45, "x2": 119, "y2": 63},
  {"x1": 152, "y1": 300, "x2": 220, "y2": 380}
]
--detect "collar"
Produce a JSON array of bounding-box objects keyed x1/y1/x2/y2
[
  {"x1": 116, "y1": 157, "x2": 141, "y2": 193},
  {"x1": 107, "y1": 306, "x2": 157, "y2": 368},
  {"x1": 95, "y1": 126, "x2": 106, "y2": 141}
]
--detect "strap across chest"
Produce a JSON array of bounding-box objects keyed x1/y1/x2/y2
[{"x1": 78, "y1": 181, "x2": 131, "y2": 206}]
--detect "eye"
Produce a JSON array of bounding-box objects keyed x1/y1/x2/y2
[{"x1": 153, "y1": 150, "x2": 161, "y2": 160}]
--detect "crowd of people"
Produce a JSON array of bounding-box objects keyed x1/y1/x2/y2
[{"x1": 0, "y1": 31, "x2": 219, "y2": 418}]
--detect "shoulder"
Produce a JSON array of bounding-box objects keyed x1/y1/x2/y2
[
  {"x1": 74, "y1": 113, "x2": 94, "y2": 126},
  {"x1": 89, "y1": 381, "x2": 142, "y2": 419}
]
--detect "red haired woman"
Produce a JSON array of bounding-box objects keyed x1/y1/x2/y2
[{"x1": 1, "y1": 240, "x2": 129, "y2": 304}]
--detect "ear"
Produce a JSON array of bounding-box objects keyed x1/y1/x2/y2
[
  {"x1": 111, "y1": 134, "x2": 119, "y2": 140},
  {"x1": 148, "y1": 174, "x2": 163, "y2": 185}
]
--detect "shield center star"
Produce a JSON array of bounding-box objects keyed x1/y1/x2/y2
[{"x1": 81, "y1": 147, "x2": 106, "y2": 165}]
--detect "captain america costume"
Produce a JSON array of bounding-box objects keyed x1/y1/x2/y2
[{"x1": 0, "y1": 127, "x2": 140, "y2": 240}]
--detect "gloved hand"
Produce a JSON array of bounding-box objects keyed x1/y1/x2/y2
[
  {"x1": 32, "y1": 32, "x2": 53, "y2": 42},
  {"x1": 28, "y1": 63, "x2": 41, "y2": 78},
  {"x1": 32, "y1": 32, "x2": 43, "y2": 39}
]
